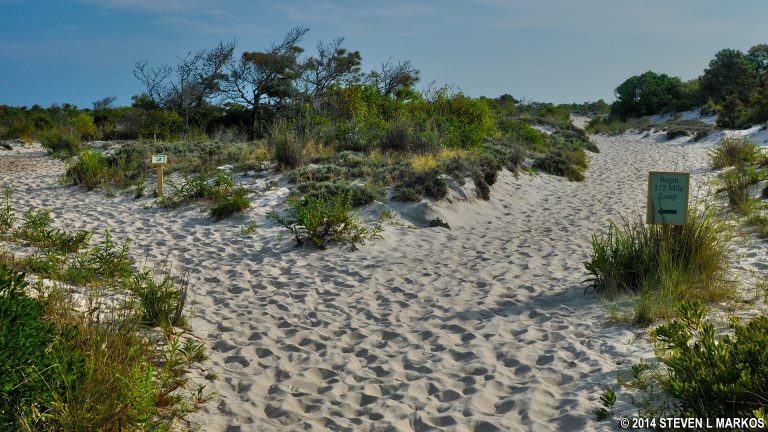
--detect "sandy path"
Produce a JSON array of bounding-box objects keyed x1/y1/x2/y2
[{"x1": 0, "y1": 133, "x2": 716, "y2": 431}]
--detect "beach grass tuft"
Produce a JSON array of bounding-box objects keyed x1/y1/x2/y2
[{"x1": 584, "y1": 205, "x2": 733, "y2": 324}]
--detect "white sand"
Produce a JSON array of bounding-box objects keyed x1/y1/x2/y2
[
  {"x1": 0, "y1": 130, "x2": 763, "y2": 431},
  {"x1": 648, "y1": 108, "x2": 718, "y2": 126}
]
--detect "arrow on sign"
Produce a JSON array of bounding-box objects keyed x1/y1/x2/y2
[{"x1": 658, "y1": 208, "x2": 677, "y2": 215}]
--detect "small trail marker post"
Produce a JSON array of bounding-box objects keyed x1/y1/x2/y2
[
  {"x1": 647, "y1": 171, "x2": 690, "y2": 225},
  {"x1": 152, "y1": 154, "x2": 168, "y2": 197}
]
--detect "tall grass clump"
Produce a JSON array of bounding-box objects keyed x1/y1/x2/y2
[
  {"x1": 269, "y1": 119, "x2": 304, "y2": 170},
  {"x1": 652, "y1": 300, "x2": 768, "y2": 422},
  {"x1": 63, "y1": 149, "x2": 110, "y2": 190},
  {"x1": 129, "y1": 271, "x2": 188, "y2": 330},
  {"x1": 268, "y1": 191, "x2": 382, "y2": 250},
  {"x1": 709, "y1": 136, "x2": 760, "y2": 170},
  {"x1": 0, "y1": 186, "x2": 15, "y2": 233},
  {"x1": 584, "y1": 206, "x2": 733, "y2": 324},
  {"x1": 720, "y1": 169, "x2": 757, "y2": 215}
]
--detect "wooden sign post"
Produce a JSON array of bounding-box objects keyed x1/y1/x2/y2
[
  {"x1": 152, "y1": 155, "x2": 168, "y2": 197},
  {"x1": 647, "y1": 171, "x2": 690, "y2": 225}
]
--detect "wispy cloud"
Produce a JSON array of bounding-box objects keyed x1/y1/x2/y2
[
  {"x1": 79, "y1": 0, "x2": 222, "y2": 14},
  {"x1": 78, "y1": 0, "x2": 259, "y2": 35},
  {"x1": 274, "y1": 0, "x2": 439, "y2": 36},
  {"x1": 467, "y1": 0, "x2": 755, "y2": 37}
]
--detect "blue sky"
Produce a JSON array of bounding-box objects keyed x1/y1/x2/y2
[{"x1": 1, "y1": 0, "x2": 768, "y2": 108}]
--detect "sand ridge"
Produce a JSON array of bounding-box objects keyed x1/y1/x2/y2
[{"x1": 0, "y1": 133, "x2": 721, "y2": 431}]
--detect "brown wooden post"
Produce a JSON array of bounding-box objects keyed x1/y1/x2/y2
[
  {"x1": 152, "y1": 155, "x2": 168, "y2": 197},
  {"x1": 156, "y1": 164, "x2": 164, "y2": 197}
]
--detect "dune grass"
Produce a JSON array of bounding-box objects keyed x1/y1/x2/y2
[
  {"x1": 585, "y1": 205, "x2": 733, "y2": 325},
  {"x1": 709, "y1": 136, "x2": 768, "y2": 238},
  {"x1": 709, "y1": 136, "x2": 762, "y2": 170}
]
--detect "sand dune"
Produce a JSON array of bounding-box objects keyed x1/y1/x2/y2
[{"x1": 0, "y1": 131, "x2": 737, "y2": 431}]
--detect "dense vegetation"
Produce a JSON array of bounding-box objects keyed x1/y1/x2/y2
[
  {"x1": 0, "y1": 191, "x2": 209, "y2": 430},
  {"x1": 652, "y1": 300, "x2": 768, "y2": 423},
  {"x1": 590, "y1": 43, "x2": 768, "y2": 130}
]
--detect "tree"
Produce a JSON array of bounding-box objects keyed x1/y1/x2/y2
[
  {"x1": 224, "y1": 27, "x2": 308, "y2": 140},
  {"x1": 611, "y1": 71, "x2": 684, "y2": 118},
  {"x1": 716, "y1": 94, "x2": 746, "y2": 128},
  {"x1": 747, "y1": 44, "x2": 768, "y2": 85},
  {"x1": 699, "y1": 49, "x2": 757, "y2": 104},
  {"x1": 134, "y1": 41, "x2": 236, "y2": 127},
  {"x1": 300, "y1": 38, "x2": 362, "y2": 108},
  {"x1": 367, "y1": 59, "x2": 420, "y2": 97}
]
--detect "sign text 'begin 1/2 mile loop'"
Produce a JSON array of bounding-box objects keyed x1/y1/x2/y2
[{"x1": 646, "y1": 171, "x2": 690, "y2": 225}]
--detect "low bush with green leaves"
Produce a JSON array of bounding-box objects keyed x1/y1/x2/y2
[
  {"x1": 584, "y1": 206, "x2": 732, "y2": 324},
  {"x1": 210, "y1": 187, "x2": 251, "y2": 220},
  {"x1": 0, "y1": 265, "x2": 85, "y2": 429},
  {"x1": 269, "y1": 191, "x2": 382, "y2": 250},
  {"x1": 0, "y1": 264, "x2": 207, "y2": 430},
  {"x1": 533, "y1": 149, "x2": 586, "y2": 182},
  {"x1": 652, "y1": 300, "x2": 768, "y2": 422},
  {"x1": 17, "y1": 209, "x2": 92, "y2": 253},
  {"x1": 62, "y1": 149, "x2": 111, "y2": 190},
  {"x1": 70, "y1": 229, "x2": 133, "y2": 283},
  {"x1": 159, "y1": 170, "x2": 251, "y2": 220}
]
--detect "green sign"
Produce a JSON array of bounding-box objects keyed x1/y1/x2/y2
[{"x1": 647, "y1": 171, "x2": 690, "y2": 225}]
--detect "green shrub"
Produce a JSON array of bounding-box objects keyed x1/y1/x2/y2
[
  {"x1": 269, "y1": 191, "x2": 382, "y2": 250},
  {"x1": 332, "y1": 119, "x2": 385, "y2": 152},
  {"x1": 15, "y1": 208, "x2": 91, "y2": 253},
  {"x1": 71, "y1": 229, "x2": 133, "y2": 283},
  {"x1": 585, "y1": 207, "x2": 732, "y2": 323},
  {"x1": 497, "y1": 120, "x2": 545, "y2": 149},
  {"x1": 397, "y1": 168, "x2": 449, "y2": 201},
  {"x1": 210, "y1": 187, "x2": 251, "y2": 220},
  {"x1": 298, "y1": 181, "x2": 382, "y2": 207},
  {"x1": 533, "y1": 150, "x2": 586, "y2": 181},
  {"x1": 39, "y1": 129, "x2": 81, "y2": 155},
  {"x1": 23, "y1": 250, "x2": 67, "y2": 278},
  {"x1": 653, "y1": 300, "x2": 768, "y2": 420},
  {"x1": 129, "y1": 271, "x2": 187, "y2": 329},
  {"x1": 710, "y1": 137, "x2": 760, "y2": 169},
  {"x1": 63, "y1": 149, "x2": 110, "y2": 190}
]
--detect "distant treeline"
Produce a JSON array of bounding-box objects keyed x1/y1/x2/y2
[
  {"x1": 605, "y1": 44, "x2": 768, "y2": 128},
  {"x1": 0, "y1": 26, "x2": 608, "y2": 157},
  {"x1": 0, "y1": 28, "x2": 495, "y2": 154}
]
